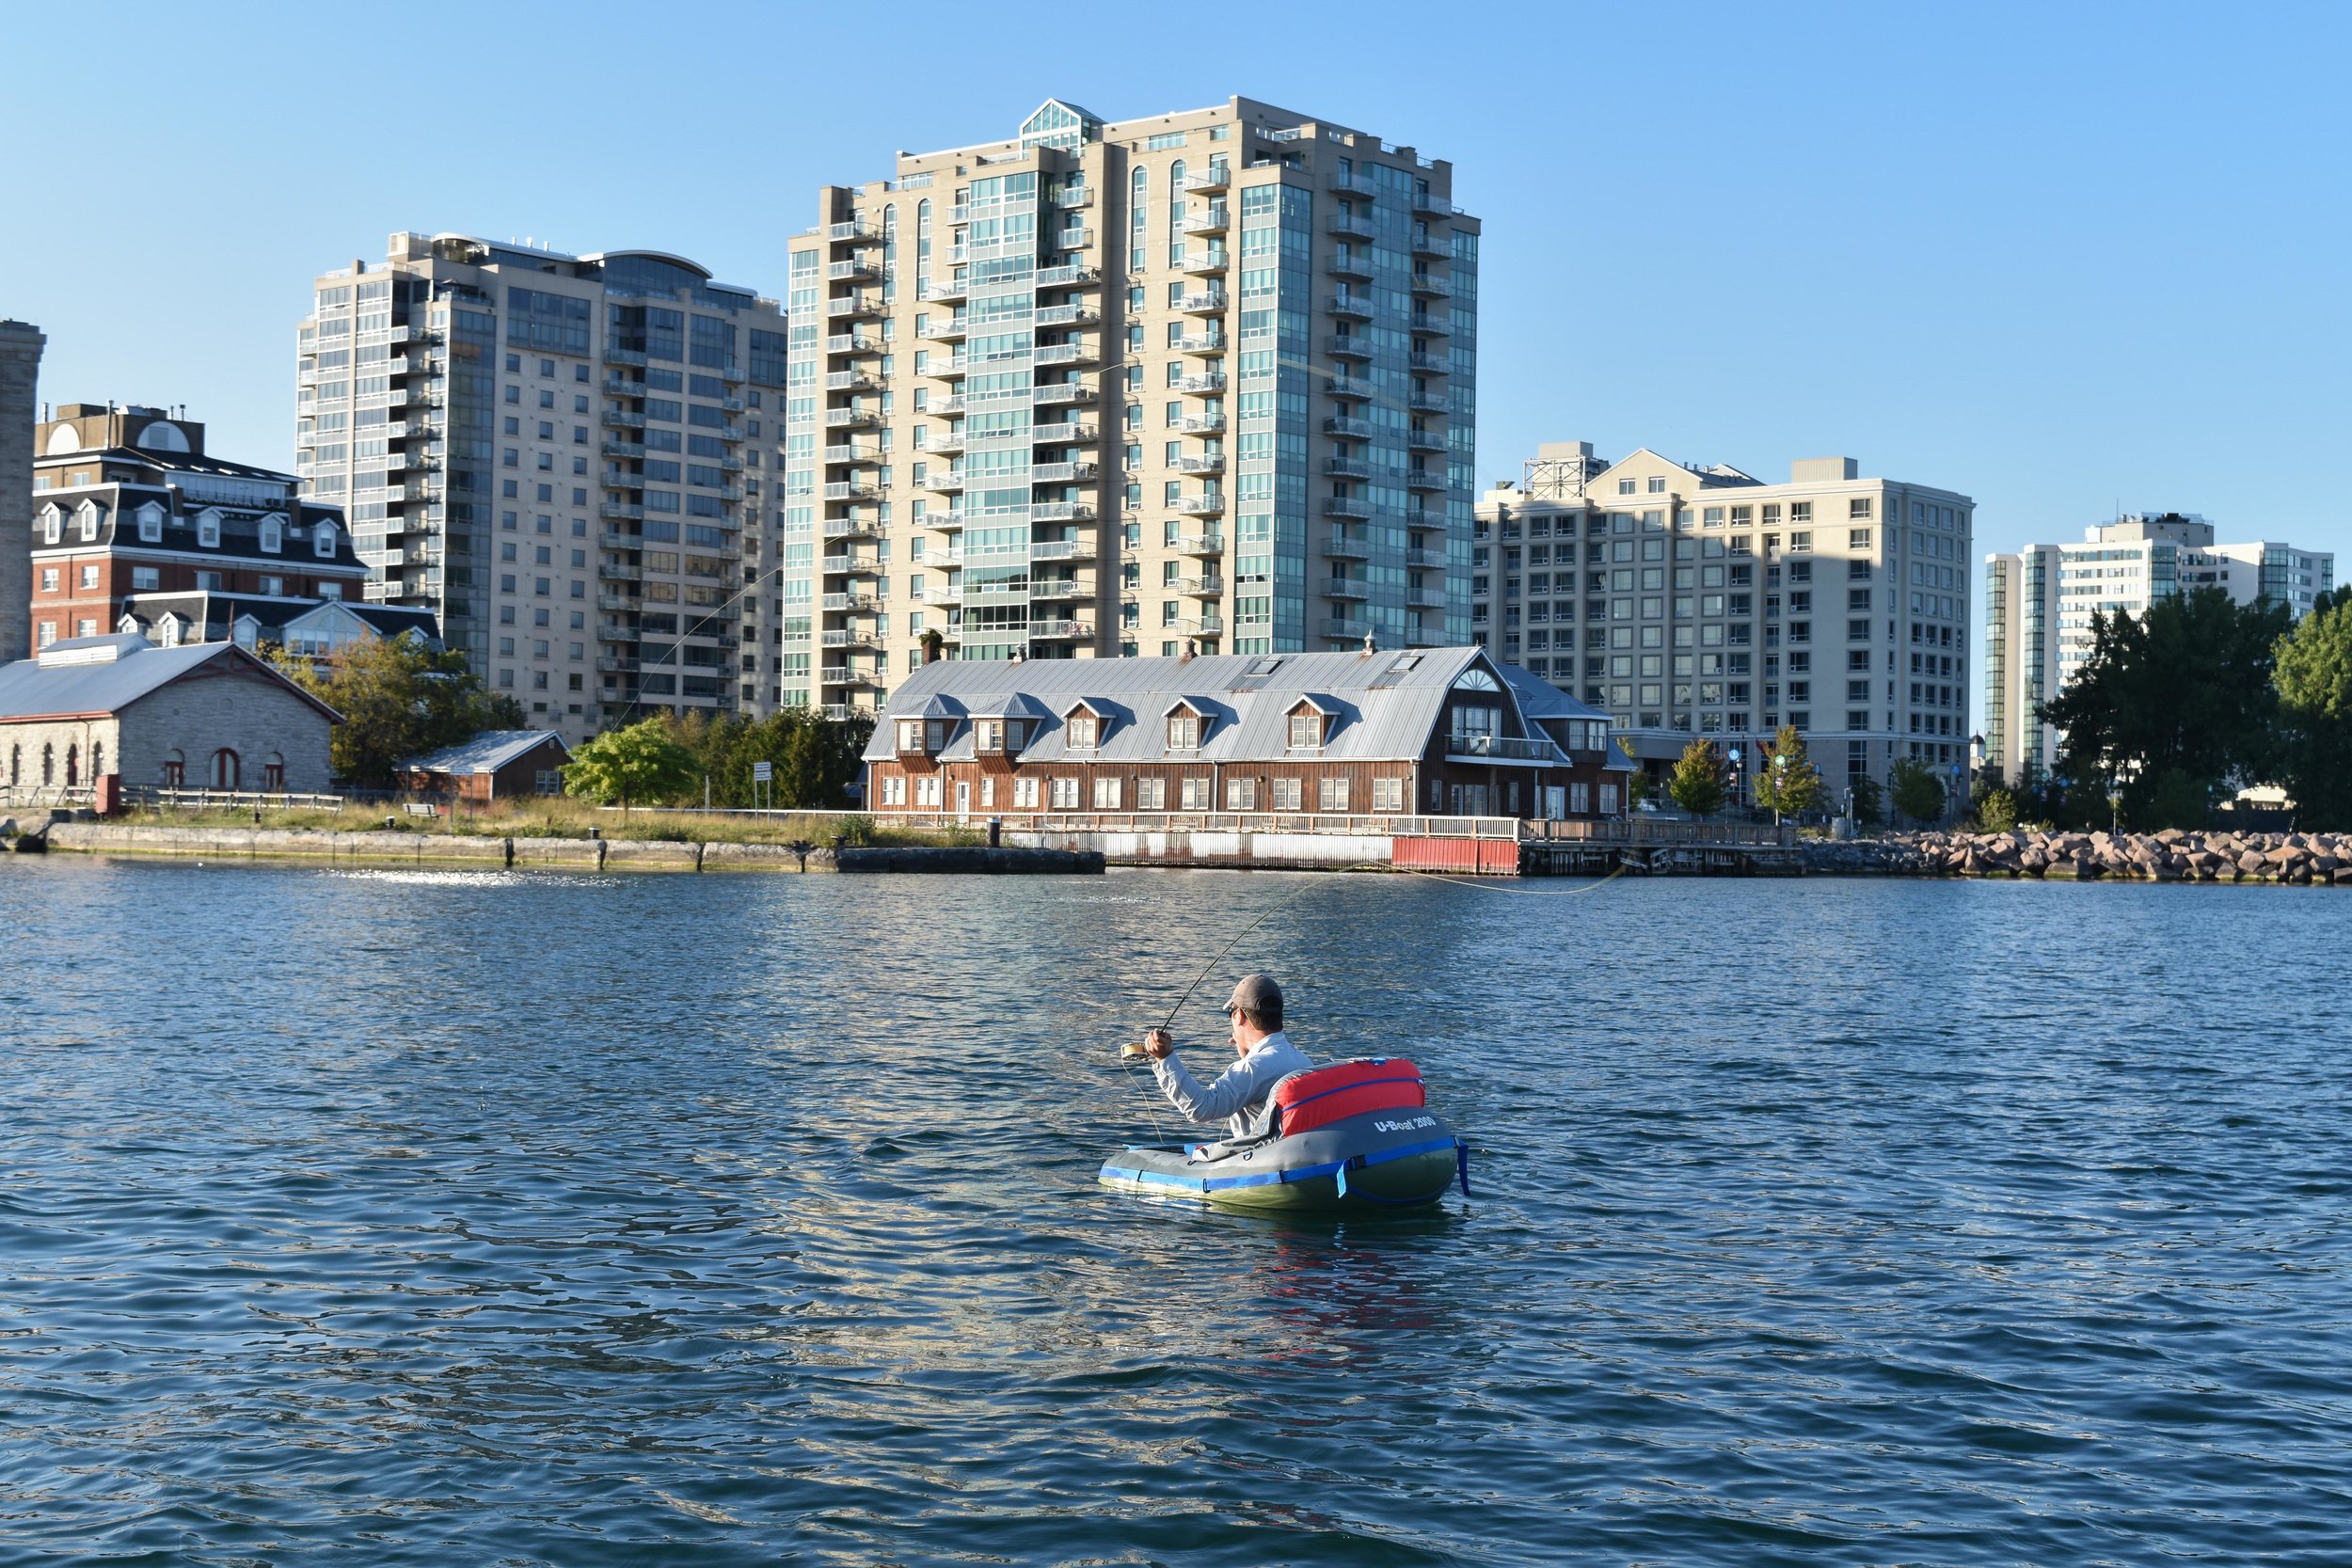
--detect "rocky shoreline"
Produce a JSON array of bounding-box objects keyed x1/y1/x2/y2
[{"x1": 1804, "y1": 828, "x2": 2352, "y2": 884}]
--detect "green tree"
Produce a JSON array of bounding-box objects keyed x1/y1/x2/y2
[
  {"x1": 1971, "y1": 784, "x2": 2019, "y2": 833},
  {"x1": 271, "y1": 635, "x2": 522, "y2": 787},
  {"x1": 1890, "y1": 755, "x2": 1947, "y2": 826},
  {"x1": 1667, "y1": 737, "x2": 1729, "y2": 817},
  {"x1": 564, "y1": 718, "x2": 699, "y2": 814},
  {"x1": 1754, "y1": 723, "x2": 1824, "y2": 822},
  {"x1": 2273, "y1": 585, "x2": 2352, "y2": 830},
  {"x1": 1615, "y1": 736, "x2": 1654, "y2": 808},
  {"x1": 2039, "y1": 586, "x2": 2290, "y2": 822},
  {"x1": 1850, "y1": 772, "x2": 1885, "y2": 830}
]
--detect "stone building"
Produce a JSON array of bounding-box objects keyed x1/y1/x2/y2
[
  {"x1": 0, "y1": 633, "x2": 338, "y2": 806},
  {"x1": 0, "y1": 321, "x2": 42, "y2": 664},
  {"x1": 863, "y1": 643, "x2": 1619, "y2": 823},
  {"x1": 29, "y1": 402, "x2": 367, "y2": 655}
]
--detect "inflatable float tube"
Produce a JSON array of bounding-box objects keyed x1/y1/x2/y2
[{"x1": 1099, "y1": 1057, "x2": 1470, "y2": 1213}]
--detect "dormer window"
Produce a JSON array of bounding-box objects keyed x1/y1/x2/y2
[
  {"x1": 896, "y1": 719, "x2": 949, "y2": 753},
  {"x1": 135, "y1": 502, "x2": 164, "y2": 543},
  {"x1": 975, "y1": 719, "x2": 1026, "y2": 753},
  {"x1": 260, "y1": 515, "x2": 284, "y2": 553},
  {"x1": 76, "y1": 501, "x2": 102, "y2": 543},
  {"x1": 40, "y1": 505, "x2": 61, "y2": 545},
  {"x1": 197, "y1": 509, "x2": 222, "y2": 548},
  {"x1": 1067, "y1": 713, "x2": 1099, "y2": 750},
  {"x1": 1286, "y1": 705, "x2": 1332, "y2": 751},
  {"x1": 1166, "y1": 701, "x2": 1209, "y2": 752},
  {"x1": 313, "y1": 522, "x2": 337, "y2": 559}
]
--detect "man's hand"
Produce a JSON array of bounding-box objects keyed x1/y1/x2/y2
[{"x1": 1142, "y1": 1027, "x2": 1174, "y2": 1059}]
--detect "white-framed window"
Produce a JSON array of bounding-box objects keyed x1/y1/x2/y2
[
  {"x1": 1287, "y1": 710, "x2": 1324, "y2": 750},
  {"x1": 979, "y1": 777, "x2": 995, "y2": 807},
  {"x1": 1049, "y1": 777, "x2": 1081, "y2": 809},
  {"x1": 1168, "y1": 709, "x2": 1200, "y2": 750},
  {"x1": 1372, "y1": 777, "x2": 1404, "y2": 812},
  {"x1": 916, "y1": 775, "x2": 942, "y2": 807},
  {"x1": 1180, "y1": 776, "x2": 1210, "y2": 810},
  {"x1": 1318, "y1": 777, "x2": 1349, "y2": 812},
  {"x1": 314, "y1": 522, "x2": 337, "y2": 558},
  {"x1": 1066, "y1": 712, "x2": 1099, "y2": 749},
  {"x1": 1092, "y1": 776, "x2": 1121, "y2": 809},
  {"x1": 1226, "y1": 777, "x2": 1257, "y2": 811},
  {"x1": 260, "y1": 515, "x2": 284, "y2": 553},
  {"x1": 40, "y1": 504, "x2": 61, "y2": 544},
  {"x1": 1270, "y1": 778, "x2": 1302, "y2": 811},
  {"x1": 1570, "y1": 781, "x2": 1592, "y2": 814},
  {"x1": 1600, "y1": 783, "x2": 1619, "y2": 814},
  {"x1": 1136, "y1": 778, "x2": 1165, "y2": 810},
  {"x1": 881, "y1": 774, "x2": 907, "y2": 805},
  {"x1": 1014, "y1": 777, "x2": 1041, "y2": 808},
  {"x1": 136, "y1": 502, "x2": 164, "y2": 542},
  {"x1": 196, "y1": 509, "x2": 222, "y2": 547}
]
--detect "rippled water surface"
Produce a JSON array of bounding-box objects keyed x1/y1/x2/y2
[{"x1": 3, "y1": 856, "x2": 2348, "y2": 1565}]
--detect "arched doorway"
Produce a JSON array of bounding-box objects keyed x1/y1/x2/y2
[{"x1": 210, "y1": 749, "x2": 240, "y2": 790}]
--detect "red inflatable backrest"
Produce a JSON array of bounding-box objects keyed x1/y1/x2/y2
[{"x1": 1274, "y1": 1058, "x2": 1425, "y2": 1137}]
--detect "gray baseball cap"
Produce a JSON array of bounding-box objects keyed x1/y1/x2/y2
[{"x1": 1225, "y1": 974, "x2": 1283, "y2": 1018}]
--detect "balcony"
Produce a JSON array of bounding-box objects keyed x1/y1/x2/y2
[
  {"x1": 1183, "y1": 167, "x2": 1231, "y2": 195},
  {"x1": 1034, "y1": 263, "x2": 1102, "y2": 290},
  {"x1": 828, "y1": 257, "x2": 880, "y2": 282},
  {"x1": 1410, "y1": 311, "x2": 1452, "y2": 338},
  {"x1": 1031, "y1": 501, "x2": 1096, "y2": 522},
  {"x1": 1029, "y1": 619, "x2": 1092, "y2": 640},
  {"x1": 1165, "y1": 455, "x2": 1221, "y2": 479},
  {"x1": 1325, "y1": 457, "x2": 1372, "y2": 480},
  {"x1": 1171, "y1": 331, "x2": 1228, "y2": 356},
  {"x1": 826, "y1": 369, "x2": 884, "y2": 392},
  {"x1": 596, "y1": 655, "x2": 640, "y2": 673},
  {"x1": 1055, "y1": 185, "x2": 1094, "y2": 210},
  {"x1": 1324, "y1": 415, "x2": 1375, "y2": 439},
  {"x1": 824, "y1": 407, "x2": 881, "y2": 429},
  {"x1": 1406, "y1": 468, "x2": 1448, "y2": 492},
  {"x1": 1173, "y1": 533, "x2": 1225, "y2": 557},
  {"x1": 1034, "y1": 340, "x2": 1099, "y2": 366},
  {"x1": 926, "y1": 356, "x2": 969, "y2": 379},
  {"x1": 1407, "y1": 351, "x2": 1449, "y2": 374},
  {"x1": 1327, "y1": 253, "x2": 1375, "y2": 281},
  {"x1": 1029, "y1": 577, "x2": 1088, "y2": 600},
  {"x1": 928, "y1": 431, "x2": 965, "y2": 455},
  {"x1": 1178, "y1": 575, "x2": 1224, "y2": 596},
  {"x1": 820, "y1": 627, "x2": 880, "y2": 649},
  {"x1": 822, "y1": 518, "x2": 882, "y2": 540},
  {"x1": 1412, "y1": 231, "x2": 1451, "y2": 259},
  {"x1": 1325, "y1": 336, "x2": 1374, "y2": 362},
  {"x1": 1034, "y1": 302, "x2": 1100, "y2": 327},
  {"x1": 819, "y1": 554, "x2": 877, "y2": 575},
  {"x1": 1408, "y1": 390, "x2": 1449, "y2": 413},
  {"x1": 1183, "y1": 204, "x2": 1230, "y2": 236},
  {"x1": 1407, "y1": 587, "x2": 1448, "y2": 609},
  {"x1": 1447, "y1": 735, "x2": 1556, "y2": 762},
  {"x1": 1328, "y1": 213, "x2": 1375, "y2": 242},
  {"x1": 1176, "y1": 289, "x2": 1230, "y2": 315},
  {"x1": 1325, "y1": 532, "x2": 1371, "y2": 560},
  {"x1": 923, "y1": 508, "x2": 964, "y2": 531},
  {"x1": 1031, "y1": 461, "x2": 1099, "y2": 483},
  {"x1": 822, "y1": 592, "x2": 879, "y2": 611},
  {"x1": 603, "y1": 344, "x2": 648, "y2": 367},
  {"x1": 597, "y1": 591, "x2": 641, "y2": 611},
  {"x1": 599, "y1": 499, "x2": 645, "y2": 521},
  {"x1": 828, "y1": 220, "x2": 882, "y2": 243},
  {"x1": 598, "y1": 562, "x2": 641, "y2": 581},
  {"x1": 931, "y1": 396, "x2": 966, "y2": 415},
  {"x1": 925, "y1": 315, "x2": 969, "y2": 341},
  {"x1": 824, "y1": 481, "x2": 880, "y2": 501},
  {"x1": 1172, "y1": 372, "x2": 1226, "y2": 394},
  {"x1": 1324, "y1": 497, "x2": 1373, "y2": 521},
  {"x1": 824, "y1": 443, "x2": 881, "y2": 465},
  {"x1": 1178, "y1": 249, "x2": 1230, "y2": 277},
  {"x1": 929, "y1": 274, "x2": 969, "y2": 303},
  {"x1": 926, "y1": 470, "x2": 966, "y2": 493},
  {"x1": 1181, "y1": 615, "x2": 1225, "y2": 636},
  {"x1": 1322, "y1": 617, "x2": 1373, "y2": 641},
  {"x1": 1407, "y1": 428, "x2": 1448, "y2": 451},
  {"x1": 602, "y1": 407, "x2": 646, "y2": 430},
  {"x1": 1058, "y1": 227, "x2": 1092, "y2": 249},
  {"x1": 1034, "y1": 382, "x2": 1099, "y2": 405},
  {"x1": 1329, "y1": 170, "x2": 1381, "y2": 198},
  {"x1": 1406, "y1": 546, "x2": 1448, "y2": 568},
  {"x1": 826, "y1": 294, "x2": 882, "y2": 319},
  {"x1": 1032, "y1": 421, "x2": 1098, "y2": 445},
  {"x1": 1410, "y1": 273, "x2": 1454, "y2": 299},
  {"x1": 827, "y1": 333, "x2": 881, "y2": 356},
  {"x1": 1327, "y1": 294, "x2": 1375, "y2": 320},
  {"x1": 1327, "y1": 375, "x2": 1375, "y2": 401},
  {"x1": 1174, "y1": 494, "x2": 1226, "y2": 518},
  {"x1": 1168, "y1": 414, "x2": 1222, "y2": 436}
]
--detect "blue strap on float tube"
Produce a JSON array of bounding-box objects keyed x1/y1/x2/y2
[
  {"x1": 1456, "y1": 1141, "x2": 1471, "y2": 1197},
  {"x1": 1335, "y1": 1163, "x2": 1348, "y2": 1198}
]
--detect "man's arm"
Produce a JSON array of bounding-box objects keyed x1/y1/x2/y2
[{"x1": 1150, "y1": 1047, "x2": 1275, "y2": 1124}]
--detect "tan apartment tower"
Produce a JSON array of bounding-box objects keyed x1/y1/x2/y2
[
  {"x1": 781, "y1": 96, "x2": 1478, "y2": 715},
  {"x1": 1475, "y1": 441, "x2": 1977, "y2": 808},
  {"x1": 0, "y1": 321, "x2": 44, "y2": 657},
  {"x1": 297, "y1": 237, "x2": 787, "y2": 746}
]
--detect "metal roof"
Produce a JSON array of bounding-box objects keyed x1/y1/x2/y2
[
  {"x1": 399, "y1": 729, "x2": 570, "y2": 777},
  {"x1": 864, "y1": 645, "x2": 1568, "y2": 767},
  {"x1": 0, "y1": 635, "x2": 340, "y2": 722}
]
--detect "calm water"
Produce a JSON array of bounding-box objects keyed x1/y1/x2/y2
[{"x1": 2, "y1": 856, "x2": 2347, "y2": 1566}]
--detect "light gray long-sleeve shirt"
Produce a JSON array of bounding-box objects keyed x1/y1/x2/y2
[{"x1": 1152, "y1": 1031, "x2": 1315, "y2": 1143}]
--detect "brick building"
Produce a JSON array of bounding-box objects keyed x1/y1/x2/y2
[
  {"x1": 28, "y1": 403, "x2": 369, "y2": 655},
  {"x1": 0, "y1": 633, "x2": 338, "y2": 806},
  {"x1": 396, "y1": 729, "x2": 571, "y2": 807},
  {"x1": 863, "y1": 643, "x2": 1623, "y2": 821}
]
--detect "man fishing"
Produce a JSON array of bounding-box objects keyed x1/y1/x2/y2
[{"x1": 1139, "y1": 974, "x2": 1313, "y2": 1145}]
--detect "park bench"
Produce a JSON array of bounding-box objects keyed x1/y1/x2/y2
[{"x1": 405, "y1": 802, "x2": 440, "y2": 820}]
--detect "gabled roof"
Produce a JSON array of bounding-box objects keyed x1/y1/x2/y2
[
  {"x1": 896, "y1": 692, "x2": 966, "y2": 721},
  {"x1": 0, "y1": 635, "x2": 339, "y2": 722},
  {"x1": 285, "y1": 601, "x2": 442, "y2": 641},
  {"x1": 399, "y1": 729, "x2": 570, "y2": 776},
  {"x1": 863, "y1": 645, "x2": 1551, "y2": 768}
]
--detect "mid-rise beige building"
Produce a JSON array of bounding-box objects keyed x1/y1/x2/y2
[
  {"x1": 296, "y1": 236, "x2": 787, "y2": 745},
  {"x1": 1475, "y1": 441, "x2": 1976, "y2": 804},
  {"x1": 1983, "y1": 514, "x2": 2334, "y2": 782},
  {"x1": 781, "y1": 96, "x2": 1478, "y2": 714}
]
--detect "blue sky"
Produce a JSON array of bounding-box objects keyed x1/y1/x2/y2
[{"x1": 4, "y1": 0, "x2": 2344, "y2": 573}]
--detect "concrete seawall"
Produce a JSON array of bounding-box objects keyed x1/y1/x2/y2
[{"x1": 40, "y1": 823, "x2": 842, "y2": 872}]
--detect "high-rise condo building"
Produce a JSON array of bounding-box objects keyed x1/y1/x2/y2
[
  {"x1": 297, "y1": 235, "x2": 787, "y2": 745},
  {"x1": 0, "y1": 321, "x2": 44, "y2": 660},
  {"x1": 1475, "y1": 441, "x2": 1976, "y2": 804},
  {"x1": 1983, "y1": 514, "x2": 2334, "y2": 783},
  {"x1": 782, "y1": 96, "x2": 1477, "y2": 714}
]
